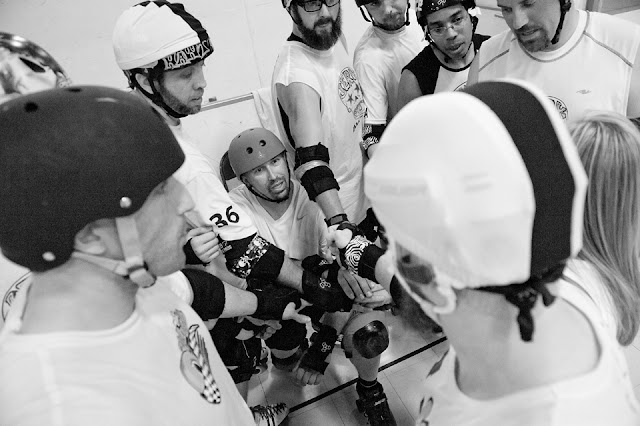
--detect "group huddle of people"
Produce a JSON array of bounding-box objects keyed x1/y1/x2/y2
[{"x1": 0, "y1": 0, "x2": 640, "y2": 425}]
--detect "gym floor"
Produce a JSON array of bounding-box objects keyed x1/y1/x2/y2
[{"x1": 248, "y1": 312, "x2": 640, "y2": 426}]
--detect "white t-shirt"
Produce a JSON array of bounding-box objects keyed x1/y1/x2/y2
[
  {"x1": 353, "y1": 12, "x2": 427, "y2": 124},
  {"x1": 477, "y1": 10, "x2": 640, "y2": 121},
  {"x1": 0, "y1": 277, "x2": 254, "y2": 426},
  {"x1": 564, "y1": 258, "x2": 619, "y2": 340},
  {"x1": 272, "y1": 36, "x2": 369, "y2": 224},
  {"x1": 230, "y1": 180, "x2": 327, "y2": 261},
  {"x1": 171, "y1": 124, "x2": 257, "y2": 241},
  {"x1": 415, "y1": 280, "x2": 640, "y2": 425}
]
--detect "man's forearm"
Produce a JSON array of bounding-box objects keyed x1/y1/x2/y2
[{"x1": 316, "y1": 189, "x2": 347, "y2": 222}]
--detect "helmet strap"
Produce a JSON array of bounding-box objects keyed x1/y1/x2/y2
[
  {"x1": 243, "y1": 156, "x2": 292, "y2": 205},
  {"x1": 131, "y1": 68, "x2": 188, "y2": 119},
  {"x1": 358, "y1": 1, "x2": 411, "y2": 29},
  {"x1": 551, "y1": 0, "x2": 571, "y2": 45},
  {"x1": 71, "y1": 217, "x2": 156, "y2": 288},
  {"x1": 246, "y1": 182, "x2": 291, "y2": 204}
]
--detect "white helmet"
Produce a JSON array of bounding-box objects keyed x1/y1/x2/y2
[
  {"x1": 0, "y1": 32, "x2": 71, "y2": 102},
  {"x1": 366, "y1": 79, "x2": 587, "y2": 341},
  {"x1": 112, "y1": 1, "x2": 213, "y2": 117}
]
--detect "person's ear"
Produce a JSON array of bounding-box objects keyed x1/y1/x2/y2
[
  {"x1": 134, "y1": 72, "x2": 153, "y2": 93},
  {"x1": 73, "y1": 220, "x2": 116, "y2": 256}
]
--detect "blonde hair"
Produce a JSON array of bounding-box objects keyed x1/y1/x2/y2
[{"x1": 570, "y1": 111, "x2": 640, "y2": 345}]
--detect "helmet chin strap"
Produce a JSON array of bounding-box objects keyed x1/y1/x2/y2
[
  {"x1": 71, "y1": 216, "x2": 156, "y2": 288},
  {"x1": 551, "y1": 0, "x2": 571, "y2": 45},
  {"x1": 131, "y1": 69, "x2": 188, "y2": 119},
  {"x1": 362, "y1": 1, "x2": 411, "y2": 30},
  {"x1": 246, "y1": 179, "x2": 292, "y2": 204}
]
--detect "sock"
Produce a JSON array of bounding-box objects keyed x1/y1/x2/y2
[{"x1": 357, "y1": 377, "x2": 378, "y2": 388}]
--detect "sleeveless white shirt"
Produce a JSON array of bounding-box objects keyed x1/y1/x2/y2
[{"x1": 272, "y1": 36, "x2": 369, "y2": 224}]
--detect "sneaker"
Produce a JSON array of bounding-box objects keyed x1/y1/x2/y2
[
  {"x1": 356, "y1": 382, "x2": 397, "y2": 426},
  {"x1": 251, "y1": 403, "x2": 289, "y2": 426}
]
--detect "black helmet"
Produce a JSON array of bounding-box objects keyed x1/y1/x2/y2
[
  {"x1": 416, "y1": 0, "x2": 476, "y2": 30},
  {"x1": 0, "y1": 86, "x2": 184, "y2": 275}
]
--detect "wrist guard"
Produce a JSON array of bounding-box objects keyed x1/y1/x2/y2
[
  {"x1": 223, "y1": 234, "x2": 284, "y2": 281},
  {"x1": 301, "y1": 254, "x2": 340, "y2": 283},
  {"x1": 361, "y1": 123, "x2": 385, "y2": 158},
  {"x1": 298, "y1": 324, "x2": 338, "y2": 374},
  {"x1": 336, "y1": 222, "x2": 384, "y2": 281},
  {"x1": 249, "y1": 279, "x2": 302, "y2": 320},
  {"x1": 325, "y1": 213, "x2": 349, "y2": 227},
  {"x1": 301, "y1": 269, "x2": 353, "y2": 312}
]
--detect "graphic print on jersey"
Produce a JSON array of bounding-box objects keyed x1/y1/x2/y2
[
  {"x1": 172, "y1": 309, "x2": 222, "y2": 404},
  {"x1": 549, "y1": 96, "x2": 568, "y2": 120},
  {"x1": 2, "y1": 272, "x2": 30, "y2": 322},
  {"x1": 338, "y1": 67, "x2": 366, "y2": 132}
]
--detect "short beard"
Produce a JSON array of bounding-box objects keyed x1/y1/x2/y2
[
  {"x1": 266, "y1": 178, "x2": 291, "y2": 201},
  {"x1": 154, "y1": 75, "x2": 201, "y2": 116},
  {"x1": 293, "y1": 7, "x2": 342, "y2": 51},
  {"x1": 516, "y1": 28, "x2": 552, "y2": 53}
]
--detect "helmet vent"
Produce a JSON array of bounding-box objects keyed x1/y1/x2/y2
[
  {"x1": 66, "y1": 87, "x2": 82, "y2": 93},
  {"x1": 246, "y1": 147, "x2": 253, "y2": 154},
  {"x1": 24, "y1": 102, "x2": 38, "y2": 113},
  {"x1": 259, "y1": 140, "x2": 266, "y2": 147}
]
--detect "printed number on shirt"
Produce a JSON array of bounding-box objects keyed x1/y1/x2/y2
[{"x1": 209, "y1": 206, "x2": 240, "y2": 228}]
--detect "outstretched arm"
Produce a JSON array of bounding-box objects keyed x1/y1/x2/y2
[{"x1": 276, "y1": 81, "x2": 346, "y2": 222}]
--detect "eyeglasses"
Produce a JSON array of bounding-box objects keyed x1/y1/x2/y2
[
  {"x1": 294, "y1": 0, "x2": 340, "y2": 13},
  {"x1": 427, "y1": 14, "x2": 468, "y2": 36}
]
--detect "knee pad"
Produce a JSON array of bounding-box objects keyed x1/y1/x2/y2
[
  {"x1": 342, "y1": 310, "x2": 389, "y2": 359},
  {"x1": 227, "y1": 337, "x2": 262, "y2": 384},
  {"x1": 265, "y1": 319, "x2": 308, "y2": 351},
  {"x1": 212, "y1": 331, "x2": 261, "y2": 384}
]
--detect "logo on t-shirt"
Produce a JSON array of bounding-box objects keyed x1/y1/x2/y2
[
  {"x1": 172, "y1": 309, "x2": 222, "y2": 404},
  {"x1": 454, "y1": 82, "x2": 466, "y2": 92},
  {"x1": 338, "y1": 67, "x2": 366, "y2": 131},
  {"x1": 2, "y1": 272, "x2": 30, "y2": 322},
  {"x1": 548, "y1": 96, "x2": 568, "y2": 121}
]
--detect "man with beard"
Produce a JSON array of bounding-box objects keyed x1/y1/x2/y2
[
  {"x1": 221, "y1": 128, "x2": 396, "y2": 425},
  {"x1": 396, "y1": 0, "x2": 489, "y2": 112},
  {"x1": 272, "y1": 1, "x2": 385, "y2": 301},
  {"x1": 113, "y1": 2, "x2": 356, "y2": 312},
  {"x1": 468, "y1": 0, "x2": 640, "y2": 122},
  {"x1": 113, "y1": 4, "x2": 361, "y2": 424},
  {"x1": 352, "y1": 0, "x2": 426, "y2": 159}
]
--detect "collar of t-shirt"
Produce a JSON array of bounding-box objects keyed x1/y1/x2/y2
[{"x1": 287, "y1": 33, "x2": 306, "y2": 44}]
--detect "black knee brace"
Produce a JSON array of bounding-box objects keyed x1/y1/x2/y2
[{"x1": 266, "y1": 319, "x2": 308, "y2": 351}]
